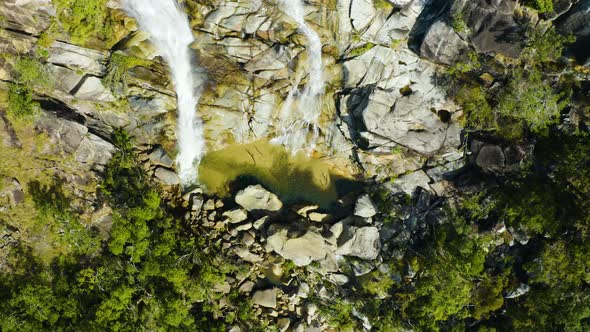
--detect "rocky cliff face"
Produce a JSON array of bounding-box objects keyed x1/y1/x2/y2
[{"x1": 0, "y1": 0, "x2": 470, "y2": 197}]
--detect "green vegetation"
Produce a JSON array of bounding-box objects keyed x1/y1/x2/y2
[
  {"x1": 7, "y1": 83, "x2": 39, "y2": 119},
  {"x1": 374, "y1": 0, "x2": 394, "y2": 11},
  {"x1": 12, "y1": 56, "x2": 53, "y2": 88},
  {"x1": 450, "y1": 12, "x2": 470, "y2": 35},
  {"x1": 359, "y1": 269, "x2": 395, "y2": 298},
  {"x1": 0, "y1": 130, "x2": 263, "y2": 331},
  {"x1": 348, "y1": 42, "x2": 376, "y2": 58},
  {"x1": 6, "y1": 56, "x2": 53, "y2": 120},
  {"x1": 35, "y1": 24, "x2": 59, "y2": 59},
  {"x1": 524, "y1": 0, "x2": 554, "y2": 13},
  {"x1": 1, "y1": 3, "x2": 588, "y2": 332},
  {"x1": 319, "y1": 299, "x2": 356, "y2": 329},
  {"x1": 450, "y1": 26, "x2": 574, "y2": 139},
  {"x1": 103, "y1": 52, "x2": 152, "y2": 95},
  {"x1": 342, "y1": 128, "x2": 590, "y2": 331},
  {"x1": 52, "y1": 0, "x2": 112, "y2": 45},
  {"x1": 495, "y1": 67, "x2": 568, "y2": 138}
]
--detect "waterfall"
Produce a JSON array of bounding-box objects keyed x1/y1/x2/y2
[
  {"x1": 123, "y1": 0, "x2": 205, "y2": 185},
  {"x1": 272, "y1": 0, "x2": 324, "y2": 154}
]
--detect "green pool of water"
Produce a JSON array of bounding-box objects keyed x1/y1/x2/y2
[{"x1": 198, "y1": 140, "x2": 355, "y2": 208}]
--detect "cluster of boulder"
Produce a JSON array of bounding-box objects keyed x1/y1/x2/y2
[{"x1": 179, "y1": 183, "x2": 385, "y2": 330}]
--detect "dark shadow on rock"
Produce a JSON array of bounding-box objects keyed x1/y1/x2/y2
[
  {"x1": 340, "y1": 85, "x2": 374, "y2": 149},
  {"x1": 555, "y1": 0, "x2": 590, "y2": 64},
  {"x1": 408, "y1": 0, "x2": 455, "y2": 55}
]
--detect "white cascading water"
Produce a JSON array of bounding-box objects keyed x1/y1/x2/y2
[
  {"x1": 272, "y1": 0, "x2": 324, "y2": 154},
  {"x1": 123, "y1": 0, "x2": 205, "y2": 185}
]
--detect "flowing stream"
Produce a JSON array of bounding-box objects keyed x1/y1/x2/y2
[
  {"x1": 272, "y1": 0, "x2": 325, "y2": 154},
  {"x1": 123, "y1": 0, "x2": 205, "y2": 185}
]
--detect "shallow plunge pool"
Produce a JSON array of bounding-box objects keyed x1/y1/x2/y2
[{"x1": 198, "y1": 140, "x2": 359, "y2": 209}]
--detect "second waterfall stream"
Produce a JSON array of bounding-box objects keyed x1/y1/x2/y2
[
  {"x1": 123, "y1": 0, "x2": 205, "y2": 185},
  {"x1": 272, "y1": 0, "x2": 325, "y2": 154}
]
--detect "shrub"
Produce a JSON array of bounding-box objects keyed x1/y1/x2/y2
[
  {"x1": 103, "y1": 52, "x2": 151, "y2": 95},
  {"x1": 523, "y1": 26, "x2": 575, "y2": 64},
  {"x1": 455, "y1": 85, "x2": 493, "y2": 130},
  {"x1": 525, "y1": 0, "x2": 554, "y2": 13},
  {"x1": 6, "y1": 56, "x2": 53, "y2": 119},
  {"x1": 496, "y1": 67, "x2": 568, "y2": 135},
  {"x1": 360, "y1": 269, "x2": 395, "y2": 298},
  {"x1": 12, "y1": 57, "x2": 53, "y2": 88},
  {"x1": 52, "y1": 0, "x2": 112, "y2": 45},
  {"x1": 7, "y1": 83, "x2": 38, "y2": 119}
]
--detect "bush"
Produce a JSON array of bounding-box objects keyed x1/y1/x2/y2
[
  {"x1": 496, "y1": 67, "x2": 568, "y2": 136},
  {"x1": 525, "y1": 0, "x2": 554, "y2": 13},
  {"x1": 12, "y1": 57, "x2": 52, "y2": 88},
  {"x1": 6, "y1": 56, "x2": 53, "y2": 120},
  {"x1": 7, "y1": 83, "x2": 39, "y2": 119},
  {"x1": 522, "y1": 26, "x2": 575, "y2": 64},
  {"x1": 103, "y1": 52, "x2": 151, "y2": 95},
  {"x1": 52, "y1": 0, "x2": 112, "y2": 45},
  {"x1": 455, "y1": 85, "x2": 493, "y2": 130}
]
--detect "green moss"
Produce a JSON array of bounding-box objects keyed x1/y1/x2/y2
[
  {"x1": 12, "y1": 56, "x2": 53, "y2": 89},
  {"x1": 35, "y1": 24, "x2": 58, "y2": 59},
  {"x1": 374, "y1": 0, "x2": 394, "y2": 11},
  {"x1": 455, "y1": 85, "x2": 493, "y2": 130},
  {"x1": 450, "y1": 12, "x2": 470, "y2": 35},
  {"x1": 320, "y1": 299, "x2": 357, "y2": 329},
  {"x1": 52, "y1": 0, "x2": 112, "y2": 46},
  {"x1": 390, "y1": 39, "x2": 403, "y2": 49},
  {"x1": 448, "y1": 52, "x2": 481, "y2": 76},
  {"x1": 348, "y1": 42, "x2": 375, "y2": 58},
  {"x1": 103, "y1": 52, "x2": 151, "y2": 95}
]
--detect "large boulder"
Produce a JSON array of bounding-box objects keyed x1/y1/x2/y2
[
  {"x1": 350, "y1": 0, "x2": 378, "y2": 31},
  {"x1": 342, "y1": 46, "x2": 461, "y2": 156},
  {"x1": 0, "y1": 0, "x2": 54, "y2": 35},
  {"x1": 266, "y1": 226, "x2": 334, "y2": 266},
  {"x1": 335, "y1": 226, "x2": 381, "y2": 260},
  {"x1": 556, "y1": 0, "x2": 590, "y2": 35},
  {"x1": 148, "y1": 147, "x2": 174, "y2": 168},
  {"x1": 35, "y1": 113, "x2": 114, "y2": 171},
  {"x1": 451, "y1": 0, "x2": 524, "y2": 57},
  {"x1": 154, "y1": 167, "x2": 180, "y2": 186},
  {"x1": 235, "y1": 185, "x2": 283, "y2": 212},
  {"x1": 469, "y1": 139, "x2": 534, "y2": 175},
  {"x1": 222, "y1": 208, "x2": 248, "y2": 224},
  {"x1": 252, "y1": 289, "x2": 277, "y2": 308},
  {"x1": 385, "y1": 170, "x2": 432, "y2": 195},
  {"x1": 420, "y1": 20, "x2": 469, "y2": 65},
  {"x1": 354, "y1": 194, "x2": 377, "y2": 218}
]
